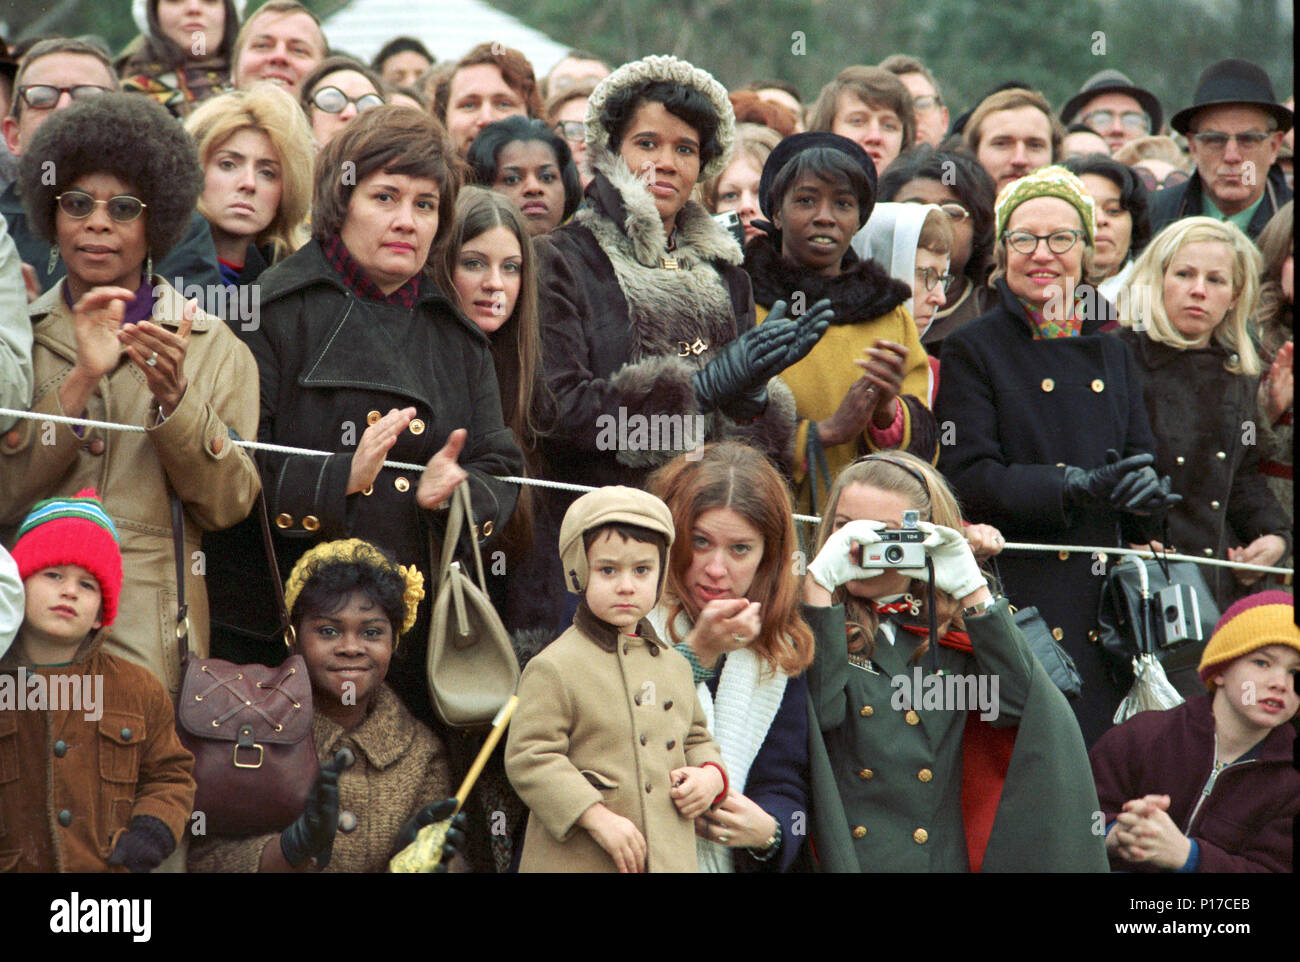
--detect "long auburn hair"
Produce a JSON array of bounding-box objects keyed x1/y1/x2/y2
[
  {"x1": 647, "y1": 442, "x2": 814, "y2": 677},
  {"x1": 813, "y1": 451, "x2": 972, "y2": 664}
]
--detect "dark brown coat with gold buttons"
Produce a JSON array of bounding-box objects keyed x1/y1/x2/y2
[
  {"x1": 210, "y1": 240, "x2": 523, "y2": 721},
  {"x1": 0, "y1": 631, "x2": 196, "y2": 872},
  {"x1": 1118, "y1": 331, "x2": 1291, "y2": 607},
  {"x1": 505, "y1": 601, "x2": 725, "y2": 873}
]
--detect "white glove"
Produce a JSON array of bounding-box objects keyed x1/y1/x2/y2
[
  {"x1": 897, "y1": 521, "x2": 986, "y2": 599},
  {"x1": 808, "y1": 520, "x2": 887, "y2": 591}
]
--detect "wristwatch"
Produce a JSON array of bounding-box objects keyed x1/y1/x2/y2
[{"x1": 960, "y1": 596, "x2": 998, "y2": 619}]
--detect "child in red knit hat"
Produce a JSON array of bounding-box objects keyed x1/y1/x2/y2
[
  {"x1": 1, "y1": 489, "x2": 195, "y2": 872},
  {"x1": 1089, "y1": 591, "x2": 1300, "y2": 872}
]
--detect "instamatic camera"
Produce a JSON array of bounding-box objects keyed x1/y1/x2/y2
[
  {"x1": 711, "y1": 210, "x2": 745, "y2": 247},
  {"x1": 862, "y1": 509, "x2": 927, "y2": 568},
  {"x1": 1150, "y1": 584, "x2": 1203, "y2": 649}
]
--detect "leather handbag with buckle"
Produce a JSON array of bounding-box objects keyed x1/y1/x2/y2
[
  {"x1": 426, "y1": 480, "x2": 520, "y2": 729},
  {"x1": 173, "y1": 489, "x2": 319, "y2": 835}
]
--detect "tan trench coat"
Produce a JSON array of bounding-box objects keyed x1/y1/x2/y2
[
  {"x1": 0, "y1": 279, "x2": 260, "y2": 694},
  {"x1": 505, "y1": 602, "x2": 725, "y2": 873}
]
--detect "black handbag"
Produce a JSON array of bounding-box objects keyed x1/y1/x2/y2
[
  {"x1": 1097, "y1": 554, "x2": 1218, "y2": 679},
  {"x1": 1011, "y1": 605, "x2": 1083, "y2": 700}
]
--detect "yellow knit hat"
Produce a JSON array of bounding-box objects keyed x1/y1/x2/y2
[
  {"x1": 1197, "y1": 590, "x2": 1300, "y2": 689},
  {"x1": 284, "y1": 539, "x2": 425, "y2": 641}
]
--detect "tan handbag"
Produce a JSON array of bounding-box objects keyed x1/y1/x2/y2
[{"x1": 426, "y1": 480, "x2": 519, "y2": 729}]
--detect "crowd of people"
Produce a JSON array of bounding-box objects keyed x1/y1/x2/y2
[{"x1": 0, "y1": 0, "x2": 1295, "y2": 875}]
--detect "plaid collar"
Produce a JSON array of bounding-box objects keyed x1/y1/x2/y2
[{"x1": 322, "y1": 233, "x2": 421, "y2": 309}]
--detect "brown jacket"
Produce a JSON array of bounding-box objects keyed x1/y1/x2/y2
[
  {"x1": 505, "y1": 602, "x2": 725, "y2": 873},
  {"x1": 0, "y1": 279, "x2": 261, "y2": 694},
  {"x1": 0, "y1": 631, "x2": 196, "y2": 872},
  {"x1": 187, "y1": 684, "x2": 460, "y2": 873}
]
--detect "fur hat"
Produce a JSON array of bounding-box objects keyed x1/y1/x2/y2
[
  {"x1": 585, "y1": 54, "x2": 735, "y2": 180},
  {"x1": 994, "y1": 164, "x2": 1096, "y2": 247},
  {"x1": 1198, "y1": 590, "x2": 1300, "y2": 690},
  {"x1": 11, "y1": 489, "x2": 122, "y2": 627},
  {"x1": 558, "y1": 486, "x2": 675, "y2": 595}
]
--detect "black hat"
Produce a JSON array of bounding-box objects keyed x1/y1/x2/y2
[
  {"x1": 756, "y1": 131, "x2": 876, "y2": 227},
  {"x1": 1059, "y1": 69, "x2": 1163, "y2": 133},
  {"x1": 1170, "y1": 58, "x2": 1293, "y2": 135}
]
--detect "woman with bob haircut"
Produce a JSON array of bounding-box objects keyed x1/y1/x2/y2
[
  {"x1": 299, "y1": 56, "x2": 387, "y2": 150},
  {"x1": 801, "y1": 451, "x2": 1106, "y2": 872},
  {"x1": 1062, "y1": 153, "x2": 1151, "y2": 308},
  {"x1": 118, "y1": 0, "x2": 242, "y2": 117},
  {"x1": 700, "y1": 122, "x2": 781, "y2": 247},
  {"x1": 434, "y1": 42, "x2": 542, "y2": 158},
  {"x1": 0, "y1": 92, "x2": 261, "y2": 694},
  {"x1": 466, "y1": 115, "x2": 582, "y2": 236},
  {"x1": 1117, "y1": 216, "x2": 1290, "y2": 609},
  {"x1": 185, "y1": 83, "x2": 313, "y2": 289},
  {"x1": 217, "y1": 104, "x2": 523, "y2": 726},
  {"x1": 645, "y1": 442, "x2": 814, "y2": 872}
]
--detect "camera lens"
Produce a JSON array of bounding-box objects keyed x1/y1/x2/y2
[{"x1": 885, "y1": 545, "x2": 903, "y2": 564}]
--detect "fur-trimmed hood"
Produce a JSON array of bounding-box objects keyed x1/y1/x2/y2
[{"x1": 743, "y1": 233, "x2": 911, "y2": 326}]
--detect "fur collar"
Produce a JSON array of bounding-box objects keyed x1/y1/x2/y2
[{"x1": 743, "y1": 235, "x2": 910, "y2": 325}]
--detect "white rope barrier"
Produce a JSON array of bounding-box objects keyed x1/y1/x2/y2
[{"x1": 1, "y1": 407, "x2": 1292, "y2": 577}]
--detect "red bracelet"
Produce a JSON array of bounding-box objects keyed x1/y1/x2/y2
[{"x1": 702, "y1": 762, "x2": 729, "y2": 806}]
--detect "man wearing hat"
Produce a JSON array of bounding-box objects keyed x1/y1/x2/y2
[
  {"x1": 1149, "y1": 58, "x2": 1292, "y2": 241},
  {"x1": 1059, "y1": 69, "x2": 1163, "y2": 153}
]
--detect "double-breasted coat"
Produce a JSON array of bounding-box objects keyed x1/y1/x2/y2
[
  {"x1": 505, "y1": 602, "x2": 726, "y2": 873},
  {"x1": 935, "y1": 279, "x2": 1162, "y2": 745}
]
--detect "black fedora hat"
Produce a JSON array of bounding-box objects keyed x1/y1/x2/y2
[
  {"x1": 1170, "y1": 58, "x2": 1293, "y2": 135},
  {"x1": 1059, "y1": 69, "x2": 1163, "y2": 133}
]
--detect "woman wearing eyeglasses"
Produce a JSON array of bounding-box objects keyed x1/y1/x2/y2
[
  {"x1": 299, "y1": 57, "x2": 387, "y2": 151},
  {"x1": 935, "y1": 166, "x2": 1178, "y2": 746},
  {"x1": 0, "y1": 93, "x2": 260, "y2": 696}
]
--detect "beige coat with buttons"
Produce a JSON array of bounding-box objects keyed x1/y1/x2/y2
[
  {"x1": 0, "y1": 279, "x2": 261, "y2": 694},
  {"x1": 505, "y1": 601, "x2": 725, "y2": 873}
]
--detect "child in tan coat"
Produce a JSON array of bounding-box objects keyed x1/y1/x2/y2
[{"x1": 506, "y1": 486, "x2": 727, "y2": 872}]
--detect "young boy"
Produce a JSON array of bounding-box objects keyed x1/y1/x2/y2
[
  {"x1": 0, "y1": 490, "x2": 195, "y2": 872},
  {"x1": 505, "y1": 486, "x2": 728, "y2": 872},
  {"x1": 1089, "y1": 591, "x2": 1300, "y2": 873}
]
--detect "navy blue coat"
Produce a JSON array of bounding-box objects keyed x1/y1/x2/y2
[{"x1": 1147, "y1": 164, "x2": 1291, "y2": 241}]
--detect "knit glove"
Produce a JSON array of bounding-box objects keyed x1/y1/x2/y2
[
  {"x1": 896, "y1": 522, "x2": 987, "y2": 599},
  {"x1": 1062, "y1": 449, "x2": 1156, "y2": 509},
  {"x1": 280, "y1": 748, "x2": 352, "y2": 869},
  {"x1": 108, "y1": 814, "x2": 176, "y2": 873},
  {"x1": 394, "y1": 798, "x2": 468, "y2": 872},
  {"x1": 807, "y1": 519, "x2": 886, "y2": 591}
]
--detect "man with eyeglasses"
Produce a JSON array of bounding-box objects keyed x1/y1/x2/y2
[
  {"x1": 1149, "y1": 58, "x2": 1292, "y2": 241},
  {"x1": 1058, "y1": 70, "x2": 1162, "y2": 154},
  {"x1": 879, "y1": 54, "x2": 950, "y2": 149},
  {"x1": 0, "y1": 39, "x2": 222, "y2": 300}
]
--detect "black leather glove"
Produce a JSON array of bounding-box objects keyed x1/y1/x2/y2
[
  {"x1": 1062, "y1": 449, "x2": 1156, "y2": 509},
  {"x1": 108, "y1": 814, "x2": 175, "y2": 873},
  {"x1": 1114, "y1": 470, "x2": 1182, "y2": 516},
  {"x1": 280, "y1": 748, "x2": 352, "y2": 869},
  {"x1": 770, "y1": 297, "x2": 834, "y2": 369},
  {"x1": 395, "y1": 797, "x2": 468, "y2": 872}
]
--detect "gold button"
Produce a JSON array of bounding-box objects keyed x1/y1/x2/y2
[
  {"x1": 1175, "y1": 456, "x2": 1186, "y2": 465},
  {"x1": 1215, "y1": 451, "x2": 1226, "y2": 461},
  {"x1": 1091, "y1": 379, "x2": 1105, "y2": 393},
  {"x1": 859, "y1": 705, "x2": 874, "y2": 717},
  {"x1": 409, "y1": 418, "x2": 425, "y2": 435},
  {"x1": 362, "y1": 484, "x2": 373, "y2": 497},
  {"x1": 1210, "y1": 500, "x2": 1221, "y2": 510},
  {"x1": 394, "y1": 477, "x2": 410, "y2": 492},
  {"x1": 1204, "y1": 548, "x2": 1214, "y2": 556},
  {"x1": 1058, "y1": 550, "x2": 1070, "y2": 561},
  {"x1": 302, "y1": 515, "x2": 320, "y2": 532},
  {"x1": 1055, "y1": 462, "x2": 1066, "y2": 468},
  {"x1": 852, "y1": 826, "x2": 867, "y2": 839},
  {"x1": 1041, "y1": 378, "x2": 1055, "y2": 392},
  {"x1": 913, "y1": 828, "x2": 928, "y2": 844},
  {"x1": 917, "y1": 768, "x2": 932, "y2": 783},
  {"x1": 858, "y1": 768, "x2": 874, "y2": 780},
  {"x1": 366, "y1": 410, "x2": 381, "y2": 425},
  {"x1": 275, "y1": 513, "x2": 293, "y2": 529},
  {"x1": 482, "y1": 520, "x2": 494, "y2": 537},
  {"x1": 905, "y1": 710, "x2": 920, "y2": 726},
  {"x1": 1052, "y1": 627, "x2": 1064, "y2": 641}
]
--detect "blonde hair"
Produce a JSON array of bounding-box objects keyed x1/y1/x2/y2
[
  {"x1": 813, "y1": 452, "x2": 978, "y2": 662},
  {"x1": 917, "y1": 206, "x2": 955, "y2": 256},
  {"x1": 185, "y1": 84, "x2": 314, "y2": 262},
  {"x1": 1119, "y1": 217, "x2": 1262, "y2": 376},
  {"x1": 700, "y1": 122, "x2": 781, "y2": 211},
  {"x1": 1112, "y1": 135, "x2": 1187, "y2": 168}
]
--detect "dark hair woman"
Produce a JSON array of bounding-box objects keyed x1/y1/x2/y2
[
  {"x1": 0, "y1": 92, "x2": 261, "y2": 695},
  {"x1": 529, "y1": 55, "x2": 830, "y2": 635},
  {"x1": 745, "y1": 131, "x2": 938, "y2": 514},
  {"x1": 299, "y1": 56, "x2": 387, "y2": 150},
  {"x1": 118, "y1": 0, "x2": 242, "y2": 117},
  {"x1": 466, "y1": 115, "x2": 582, "y2": 235},
  {"x1": 876, "y1": 145, "x2": 997, "y2": 355},
  {"x1": 213, "y1": 105, "x2": 523, "y2": 730},
  {"x1": 1063, "y1": 153, "x2": 1151, "y2": 309}
]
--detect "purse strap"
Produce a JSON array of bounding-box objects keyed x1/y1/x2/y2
[
  {"x1": 169, "y1": 489, "x2": 190, "y2": 665},
  {"x1": 437, "y1": 480, "x2": 488, "y2": 591},
  {"x1": 253, "y1": 491, "x2": 293, "y2": 644}
]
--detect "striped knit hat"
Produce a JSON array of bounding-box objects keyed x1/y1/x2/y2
[
  {"x1": 994, "y1": 164, "x2": 1096, "y2": 247},
  {"x1": 1198, "y1": 590, "x2": 1300, "y2": 690},
  {"x1": 11, "y1": 489, "x2": 122, "y2": 627}
]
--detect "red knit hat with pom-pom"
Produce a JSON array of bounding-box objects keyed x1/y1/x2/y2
[{"x1": 11, "y1": 489, "x2": 122, "y2": 627}]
